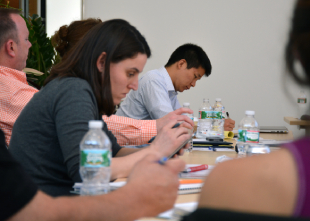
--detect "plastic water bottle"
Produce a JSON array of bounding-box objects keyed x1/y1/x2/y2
[
  {"x1": 237, "y1": 110, "x2": 259, "y2": 155},
  {"x1": 183, "y1": 102, "x2": 194, "y2": 152},
  {"x1": 298, "y1": 90, "x2": 308, "y2": 118},
  {"x1": 209, "y1": 98, "x2": 225, "y2": 138},
  {"x1": 80, "y1": 120, "x2": 111, "y2": 195},
  {"x1": 196, "y1": 98, "x2": 213, "y2": 138}
]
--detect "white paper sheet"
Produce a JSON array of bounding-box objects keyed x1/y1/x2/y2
[{"x1": 157, "y1": 202, "x2": 198, "y2": 219}]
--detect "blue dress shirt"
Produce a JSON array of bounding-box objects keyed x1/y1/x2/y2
[{"x1": 116, "y1": 67, "x2": 181, "y2": 120}]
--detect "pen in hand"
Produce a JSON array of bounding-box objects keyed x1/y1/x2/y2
[
  {"x1": 158, "y1": 157, "x2": 168, "y2": 165},
  {"x1": 226, "y1": 112, "x2": 230, "y2": 119},
  {"x1": 148, "y1": 122, "x2": 181, "y2": 143}
]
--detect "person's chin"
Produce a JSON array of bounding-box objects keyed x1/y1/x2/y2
[{"x1": 113, "y1": 99, "x2": 121, "y2": 106}]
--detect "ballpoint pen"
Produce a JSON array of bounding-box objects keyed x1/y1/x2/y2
[
  {"x1": 226, "y1": 112, "x2": 230, "y2": 119},
  {"x1": 157, "y1": 157, "x2": 168, "y2": 165}
]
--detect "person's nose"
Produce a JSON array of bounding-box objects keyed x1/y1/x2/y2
[
  {"x1": 190, "y1": 80, "x2": 196, "y2": 87},
  {"x1": 129, "y1": 77, "x2": 139, "y2": 91}
]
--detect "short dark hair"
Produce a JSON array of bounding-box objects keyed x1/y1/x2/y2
[
  {"x1": 165, "y1": 43, "x2": 212, "y2": 77},
  {"x1": 0, "y1": 8, "x2": 20, "y2": 48},
  {"x1": 285, "y1": 0, "x2": 310, "y2": 86},
  {"x1": 45, "y1": 19, "x2": 151, "y2": 116}
]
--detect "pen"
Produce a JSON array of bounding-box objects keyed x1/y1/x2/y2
[
  {"x1": 172, "y1": 122, "x2": 181, "y2": 128},
  {"x1": 158, "y1": 157, "x2": 168, "y2": 165},
  {"x1": 226, "y1": 112, "x2": 230, "y2": 119},
  {"x1": 182, "y1": 164, "x2": 208, "y2": 173}
]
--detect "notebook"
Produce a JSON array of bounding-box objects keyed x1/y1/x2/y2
[{"x1": 259, "y1": 126, "x2": 288, "y2": 133}]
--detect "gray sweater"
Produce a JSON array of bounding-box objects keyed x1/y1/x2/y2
[{"x1": 9, "y1": 77, "x2": 122, "y2": 196}]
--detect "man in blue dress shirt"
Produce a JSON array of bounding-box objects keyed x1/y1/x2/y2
[{"x1": 116, "y1": 43, "x2": 235, "y2": 131}]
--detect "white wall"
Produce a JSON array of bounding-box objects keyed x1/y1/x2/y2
[
  {"x1": 46, "y1": 0, "x2": 82, "y2": 37},
  {"x1": 84, "y1": 0, "x2": 309, "y2": 138}
]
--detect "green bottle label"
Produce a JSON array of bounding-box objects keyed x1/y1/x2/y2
[
  {"x1": 238, "y1": 129, "x2": 246, "y2": 142},
  {"x1": 80, "y1": 149, "x2": 111, "y2": 167},
  {"x1": 199, "y1": 111, "x2": 213, "y2": 119},
  {"x1": 245, "y1": 130, "x2": 259, "y2": 143},
  {"x1": 298, "y1": 98, "x2": 307, "y2": 104},
  {"x1": 238, "y1": 130, "x2": 259, "y2": 143},
  {"x1": 213, "y1": 111, "x2": 222, "y2": 119}
]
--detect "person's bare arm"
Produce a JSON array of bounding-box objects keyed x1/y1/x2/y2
[
  {"x1": 198, "y1": 149, "x2": 298, "y2": 216},
  {"x1": 111, "y1": 119, "x2": 190, "y2": 179},
  {"x1": 8, "y1": 155, "x2": 185, "y2": 221}
]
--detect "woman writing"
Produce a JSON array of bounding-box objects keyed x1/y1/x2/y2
[
  {"x1": 9, "y1": 19, "x2": 190, "y2": 196},
  {"x1": 50, "y1": 18, "x2": 194, "y2": 147}
]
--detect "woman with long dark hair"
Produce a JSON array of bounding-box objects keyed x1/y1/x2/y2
[
  {"x1": 50, "y1": 18, "x2": 194, "y2": 147},
  {"x1": 9, "y1": 19, "x2": 190, "y2": 196}
]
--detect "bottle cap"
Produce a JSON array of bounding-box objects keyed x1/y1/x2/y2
[
  {"x1": 89, "y1": 120, "x2": 103, "y2": 129},
  {"x1": 245, "y1": 110, "x2": 255, "y2": 115},
  {"x1": 215, "y1": 98, "x2": 221, "y2": 101},
  {"x1": 183, "y1": 102, "x2": 190, "y2": 107}
]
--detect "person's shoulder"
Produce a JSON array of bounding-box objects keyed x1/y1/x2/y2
[
  {"x1": 55, "y1": 77, "x2": 90, "y2": 88},
  {"x1": 44, "y1": 77, "x2": 94, "y2": 100},
  {"x1": 47, "y1": 77, "x2": 90, "y2": 92},
  {"x1": 212, "y1": 149, "x2": 295, "y2": 182},
  {"x1": 200, "y1": 149, "x2": 298, "y2": 213},
  {"x1": 139, "y1": 67, "x2": 166, "y2": 88},
  {"x1": 141, "y1": 67, "x2": 165, "y2": 81},
  {"x1": 205, "y1": 149, "x2": 297, "y2": 202}
]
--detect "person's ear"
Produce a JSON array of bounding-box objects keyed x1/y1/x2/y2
[
  {"x1": 5, "y1": 40, "x2": 16, "y2": 58},
  {"x1": 177, "y1": 59, "x2": 187, "y2": 70},
  {"x1": 96, "y1": 52, "x2": 107, "y2": 73}
]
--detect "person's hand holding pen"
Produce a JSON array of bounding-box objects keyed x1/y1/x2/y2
[
  {"x1": 150, "y1": 120, "x2": 191, "y2": 158},
  {"x1": 224, "y1": 112, "x2": 235, "y2": 131},
  {"x1": 156, "y1": 108, "x2": 194, "y2": 134},
  {"x1": 126, "y1": 154, "x2": 185, "y2": 217}
]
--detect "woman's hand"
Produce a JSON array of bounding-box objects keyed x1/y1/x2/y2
[{"x1": 150, "y1": 120, "x2": 191, "y2": 157}]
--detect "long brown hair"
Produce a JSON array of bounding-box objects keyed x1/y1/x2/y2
[{"x1": 45, "y1": 19, "x2": 151, "y2": 116}]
